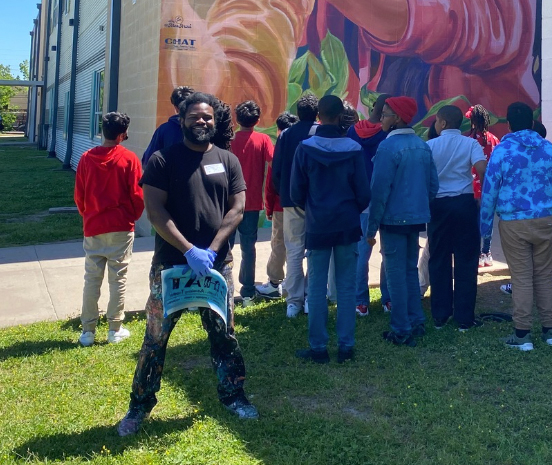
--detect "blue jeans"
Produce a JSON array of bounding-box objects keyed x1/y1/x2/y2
[
  {"x1": 307, "y1": 243, "x2": 357, "y2": 351},
  {"x1": 380, "y1": 262, "x2": 390, "y2": 304},
  {"x1": 380, "y1": 229, "x2": 426, "y2": 335},
  {"x1": 477, "y1": 201, "x2": 492, "y2": 254},
  {"x1": 229, "y1": 211, "x2": 259, "y2": 298}
]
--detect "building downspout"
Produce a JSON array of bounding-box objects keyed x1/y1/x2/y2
[
  {"x1": 108, "y1": 0, "x2": 121, "y2": 112},
  {"x1": 40, "y1": 0, "x2": 52, "y2": 150},
  {"x1": 62, "y1": 0, "x2": 80, "y2": 169},
  {"x1": 48, "y1": 0, "x2": 64, "y2": 158},
  {"x1": 28, "y1": 7, "x2": 42, "y2": 145}
]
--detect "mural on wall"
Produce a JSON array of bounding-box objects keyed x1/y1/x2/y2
[{"x1": 157, "y1": 0, "x2": 542, "y2": 138}]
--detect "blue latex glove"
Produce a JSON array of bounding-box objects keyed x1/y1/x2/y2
[
  {"x1": 184, "y1": 246, "x2": 214, "y2": 277},
  {"x1": 206, "y1": 248, "x2": 217, "y2": 263}
]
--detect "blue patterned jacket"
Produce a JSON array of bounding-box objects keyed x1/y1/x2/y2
[{"x1": 480, "y1": 130, "x2": 552, "y2": 237}]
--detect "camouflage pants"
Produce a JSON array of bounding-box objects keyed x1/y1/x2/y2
[{"x1": 128, "y1": 262, "x2": 245, "y2": 412}]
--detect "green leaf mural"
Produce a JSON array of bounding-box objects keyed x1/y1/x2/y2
[
  {"x1": 288, "y1": 52, "x2": 309, "y2": 87},
  {"x1": 320, "y1": 31, "x2": 349, "y2": 99},
  {"x1": 360, "y1": 85, "x2": 382, "y2": 111},
  {"x1": 307, "y1": 51, "x2": 333, "y2": 98}
]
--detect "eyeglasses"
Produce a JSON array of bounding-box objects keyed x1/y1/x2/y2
[{"x1": 381, "y1": 112, "x2": 397, "y2": 118}]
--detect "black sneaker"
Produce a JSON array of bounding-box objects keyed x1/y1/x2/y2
[
  {"x1": 117, "y1": 407, "x2": 150, "y2": 437},
  {"x1": 434, "y1": 317, "x2": 450, "y2": 330},
  {"x1": 411, "y1": 323, "x2": 426, "y2": 337},
  {"x1": 458, "y1": 319, "x2": 483, "y2": 332},
  {"x1": 295, "y1": 348, "x2": 330, "y2": 364},
  {"x1": 382, "y1": 331, "x2": 417, "y2": 347},
  {"x1": 222, "y1": 394, "x2": 259, "y2": 419},
  {"x1": 337, "y1": 348, "x2": 354, "y2": 363}
]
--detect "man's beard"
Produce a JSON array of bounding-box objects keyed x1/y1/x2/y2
[{"x1": 183, "y1": 125, "x2": 216, "y2": 144}]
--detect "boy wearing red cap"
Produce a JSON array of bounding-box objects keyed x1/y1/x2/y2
[
  {"x1": 427, "y1": 105, "x2": 487, "y2": 331},
  {"x1": 367, "y1": 97, "x2": 439, "y2": 346}
]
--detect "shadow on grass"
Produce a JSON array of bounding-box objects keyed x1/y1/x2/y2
[
  {"x1": 10, "y1": 276, "x2": 521, "y2": 465},
  {"x1": 60, "y1": 311, "x2": 147, "y2": 332},
  {"x1": 13, "y1": 416, "x2": 196, "y2": 461},
  {"x1": 0, "y1": 339, "x2": 77, "y2": 361}
]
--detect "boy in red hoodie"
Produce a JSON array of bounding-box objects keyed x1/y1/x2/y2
[{"x1": 74, "y1": 112, "x2": 144, "y2": 346}]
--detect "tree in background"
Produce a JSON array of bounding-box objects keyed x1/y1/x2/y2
[
  {"x1": 18, "y1": 60, "x2": 29, "y2": 81},
  {"x1": 0, "y1": 62, "x2": 28, "y2": 131}
]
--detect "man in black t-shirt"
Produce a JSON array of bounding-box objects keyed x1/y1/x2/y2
[{"x1": 118, "y1": 93, "x2": 258, "y2": 437}]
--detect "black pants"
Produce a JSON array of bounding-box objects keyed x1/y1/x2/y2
[
  {"x1": 428, "y1": 194, "x2": 479, "y2": 325},
  {"x1": 128, "y1": 262, "x2": 245, "y2": 414}
]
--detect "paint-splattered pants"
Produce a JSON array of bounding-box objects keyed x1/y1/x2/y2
[{"x1": 127, "y1": 262, "x2": 246, "y2": 413}]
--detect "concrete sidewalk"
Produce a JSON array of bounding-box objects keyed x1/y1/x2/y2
[{"x1": 0, "y1": 224, "x2": 509, "y2": 329}]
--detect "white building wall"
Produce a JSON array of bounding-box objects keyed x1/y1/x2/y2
[{"x1": 542, "y1": 1, "x2": 552, "y2": 139}]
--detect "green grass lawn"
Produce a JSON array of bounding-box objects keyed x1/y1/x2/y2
[
  {"x1": 0, "y1": 146, "x2": 82, "y2": 247},
  {"x1": 1, "y1": 292, "x2": 551, "y2": 465}
]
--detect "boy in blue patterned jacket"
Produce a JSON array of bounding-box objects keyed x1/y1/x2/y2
[{"x1": 480, "y1": 102, "x2": 552, "y2": 351}]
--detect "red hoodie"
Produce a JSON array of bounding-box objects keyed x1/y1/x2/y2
[{"x1": 74, "y1": 145, "x2": 144, "y2": 237}]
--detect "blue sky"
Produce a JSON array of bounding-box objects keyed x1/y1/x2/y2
[{"x1": 0, "y1": 0, "x2": 41, "y2": 77}]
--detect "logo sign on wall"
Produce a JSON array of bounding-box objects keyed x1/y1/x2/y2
[
  {"x1": 163, "y1": 37, "x2": 197, "y2": 51},
  {"x1": 161, "y1": 265, "x2": 228, "y2": 326},
  {"x1": 164, "y1": 16, "x2": 192, "y2": 29}
]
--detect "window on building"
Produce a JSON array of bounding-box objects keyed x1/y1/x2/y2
[
  {"x1": 51, "y1": 0, "x2": 59, "y2": 33},
  {"x1": 63, "y1": 91, "x2": 70, "y2": 139},
  {"x1": 90, "y1": 69, "x2": 104, "y2": 139}
]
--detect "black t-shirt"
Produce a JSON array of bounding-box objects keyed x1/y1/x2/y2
[{"x1": 140, "y1": 142, "x2": 246, "y2": 266}]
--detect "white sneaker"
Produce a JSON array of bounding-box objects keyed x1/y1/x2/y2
[
  {"x1": 500, "y1": 283, "x2": 512, "y2": 295},
  {"x1": 286, "y1": 303, "x2": 301, "y2": 318},
  {"x1": 242, "y1": 296, "x2": 256, "y2": 307},
  {"x1": 255, "y1": 281, "x2": 282, "y2": 299},
  {"x1": 107, "y1": 327, "x2": 131, "y2": 344},
  {"x1": 304, "y1": 299, "x2": 309, "y2": 314},
  {"x1": 478, "y1": 254, "x2": 485, "y2": 268},
  {"x1": 79, "y1": 331, "x2": 95, "y2": 347},
  {"x1": 483, "y1": 252, "x2": 493, "y2": 267}
]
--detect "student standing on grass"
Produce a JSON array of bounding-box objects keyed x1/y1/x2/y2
[
  {"x1": 272, "y1": 93, "x2": 319, "y2": 318},
  {"x1": 465, "y1": 104, "x2": 500, "y2": 268},
  {"x1": 74, "y1": 112, "x2": 144, "y2": 347},
  {"x1": 142, "y1": 86, "x2": 195, "y2": 167},
  {"x1": 499, "y1": 120, "x2": 548, "y2": 297},
  {"x1": 256, "y1": 111, "x2": 299, "y2": 300},
  {"x1": 347, "y1": 93, "x2": 391, "y2": 316},
  {"x1": 230, "y1": 100, "x2": 274, "y2": 306},
  {"x1": 480, "y1": 102, "x2": 552, "y2": 351},
  {"x1": 118, "y1": 93, "x2": 258, "y2": 437},
  {"x1": 291, "y1": 95, "x2": 369, "y2": 364},
  {"x1": 367, "y1": 97, "x2": 439, "y2": 347},
  {"x1": 427, "y1": 105, "x2": 487, "y2": 331}
]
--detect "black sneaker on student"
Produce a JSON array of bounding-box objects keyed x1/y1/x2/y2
[
  {"x1": 295, "y1": 348, "x2": 330, "y2": 364},
  {"x1": 337, "y1": 348, "x2": 354, "y2": 363},
  {"x1": 411, "y1": 323, "x2": 426, "y2": 337},
  {"x1": 434, "y1": 317, "x2": 450, "y2": 330},
  {"x1": 222, "y1": 394, "x2": 259, "y2": 419},
  {"x1": 117, "y1": 407, "x2": 150, "y2": 437},
  {"x1": 458, "y1": 319, "x2": 483, "y2": 332},
  {"x1": 382, "y1": 331, "x2": 417, "y2": 347}
]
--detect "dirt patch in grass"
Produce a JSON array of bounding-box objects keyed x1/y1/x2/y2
[{"x1": 476, "y1": 268, "x2": 513, "y2": 315}]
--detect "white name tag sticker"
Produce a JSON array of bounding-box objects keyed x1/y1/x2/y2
[{"x1": 204, "y1": 163, "x2": 226, "y2": 175}]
